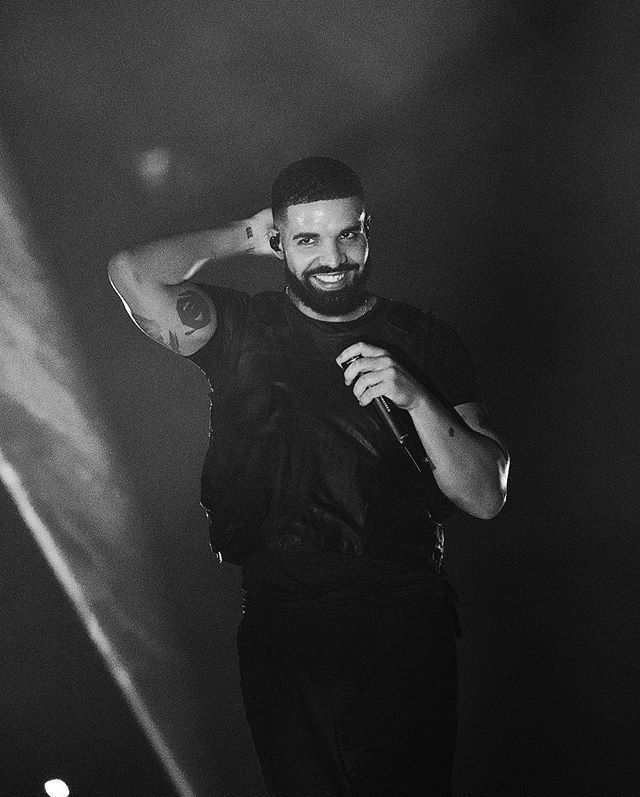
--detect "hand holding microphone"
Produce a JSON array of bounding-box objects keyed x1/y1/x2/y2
[
  {"x1": 337, "y1": 343, "x2": 427, "y2": 471},
  {"x1": 339, "y1": 354, "x2": 412, "y2": 445}
]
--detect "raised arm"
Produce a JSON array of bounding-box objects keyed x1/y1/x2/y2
[{"x1": 107, "y1": 208, "x2": 274, "y2": 357}]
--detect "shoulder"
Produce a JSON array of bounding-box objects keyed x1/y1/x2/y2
[
  {"x1": 380, "y1": 297, "x2": 455, "y2": 346},
  {"x1": 383, "y1": 298, "x2": 427, "y2": 335},
  {"x1": 185, "y1": 284, "x2": 252, "y2": 367},
  {"x1": 190, "y1": 283, "x2": 255, "y2": 331},
  {"x1": 190, "y1": 286, "x2": 287, "y2": 333},
  {"x1": 380, "y1": 297, "x2": 479, "y2": 404},
  {"x1": 250, "y1": 290, "x2": 288, "y2": 326},
  {"x1": 194, "y1": 282, "x2": 251, "y2": 309}
]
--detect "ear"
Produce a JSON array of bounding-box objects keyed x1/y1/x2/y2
[
  {"x1": 268, "y1": 227, "x2": 284, "y2": 260},
  {"x1": 364, "y1": 214, "x2": 372, "y2": 239}
]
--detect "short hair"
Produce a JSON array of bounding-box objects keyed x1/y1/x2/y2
[{"x1": 271, "y1": 157, "x2": 364, "y2": 221}]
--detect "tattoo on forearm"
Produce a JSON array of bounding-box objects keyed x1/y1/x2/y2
[
  {"x1": 448, "y1": 427, "x2": 455, "y2": 437},
  {"x1": 132, "y1": 312, "x2": 165, "y2": 346},
  {"x1": 176, "y1": 289, "x2": 211, "y2": 335},
  {"x1": 168, "y1": 330, "x2": 180, "y2": 352},
  {"x1": 245, "y1": 226, "x2": 253, "y2": 239}
]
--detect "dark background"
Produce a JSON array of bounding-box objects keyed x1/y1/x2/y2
[{"x1": 1, "y1": 1, "x2": 639, "y2": 794}]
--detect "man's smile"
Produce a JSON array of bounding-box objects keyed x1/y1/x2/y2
[{"x1": 309, "y1": 270, "x2": 354, "y2": 289}]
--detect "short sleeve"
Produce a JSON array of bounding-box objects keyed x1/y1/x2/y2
[
  {"x1": 419, "y1": 313, "x2": 480, "y2": 407},
  {"x1": 186, "y1": 284, "x2": 251, "y2": 389}
]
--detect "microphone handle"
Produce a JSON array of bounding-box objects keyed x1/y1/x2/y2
[
  {"x1": 372, "y1": 395, "x2": 410, "y2": 445},
  {"x1": 372, "y1": 396, "x2": 424, "y2": 472}
]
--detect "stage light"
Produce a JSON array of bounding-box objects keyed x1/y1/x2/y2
[
  {"x1": 0, "y1": 138, "x2": 201, "y2": 796},
  {"x1": 44, "y1": 779, "x2": 70, "y2": 797},
  {"x1": 137, "y1": 147, "x2": 171, "y2": 190}
]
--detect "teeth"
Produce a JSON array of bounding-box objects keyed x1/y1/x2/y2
[{"x1": 315, "y1": 273, "x2": 345, "y2": 282}]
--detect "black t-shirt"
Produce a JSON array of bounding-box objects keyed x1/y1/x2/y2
[{"x1": 188, "y1": 286, "x2": 479, "y2": 599}]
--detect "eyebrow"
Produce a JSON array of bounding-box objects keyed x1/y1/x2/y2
[{"x1": 292, "y1": 225, "x2": 361, "y2": 241}]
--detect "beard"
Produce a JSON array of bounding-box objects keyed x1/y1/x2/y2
[{"x1": 284, "y1": 258, "x2": 371, "y2": 317}]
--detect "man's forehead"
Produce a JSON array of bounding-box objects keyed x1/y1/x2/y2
[{"x1": 283, "y1": 197, "x2": 366, "y2": 230}]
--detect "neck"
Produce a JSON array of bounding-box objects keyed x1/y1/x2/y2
[{"x1": 285, "y1": 287, "x2": 376, "y2": 322}]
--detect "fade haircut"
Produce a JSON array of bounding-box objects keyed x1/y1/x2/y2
[{"x1": 271, "y1": 157, "x2": 364, "y2": 223}]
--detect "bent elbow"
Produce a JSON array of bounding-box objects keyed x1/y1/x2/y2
[
  {"x1": 474, "y1": 489, "x2": 507, "y2": 520},
  {"x1": 464, "y1": 473, "x2": 507, "y2": 520},
  {"x1": 476, "y1": 454, "x2": 509, "y2": 519},
  {"x1": 107, "y1": 251, "x2": 133, "y2": 285},
  {"x1": 452, "y1": 483, "x2": 506, "y2": 521}
]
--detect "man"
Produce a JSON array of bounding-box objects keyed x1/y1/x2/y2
[{"x1": 108, "y1": 156, "x2": 509, "y2": 796}]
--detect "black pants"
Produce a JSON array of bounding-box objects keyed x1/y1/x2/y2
[{"x1": 238, "y1": 591, "x2": 457, "y2": 796}]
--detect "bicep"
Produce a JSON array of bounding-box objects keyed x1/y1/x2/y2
[
  {"x1": 454, "y1": 401, "x2": 509, "y2": 460},
  {"x1": 108, "y1": 255, "x2": 217, "y2": 356}
]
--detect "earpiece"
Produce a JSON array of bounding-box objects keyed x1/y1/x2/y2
[{"x1": 269, "y1": 233, "x2": 281, "y2": 252}]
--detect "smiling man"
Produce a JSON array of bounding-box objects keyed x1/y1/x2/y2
[
  {"x1": 108, "y1": 156, "x2": 509, "y2": 796},
  {"x1": 275, "y1": 193, "x2": 370, "y2": 318}
]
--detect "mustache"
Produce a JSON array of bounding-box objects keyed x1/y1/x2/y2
[{"x1": 306, "y1": 263, "x2": 359, "y2": 276}]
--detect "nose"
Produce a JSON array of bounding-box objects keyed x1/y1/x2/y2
[{"x1": 320, "y1": 239, "x2": 346, "y2": 269}]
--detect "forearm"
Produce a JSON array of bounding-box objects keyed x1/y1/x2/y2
[
  {"x1": 109, "y1": 219, "x2": 255, "y2": 286},
  {"x1": 408, "y1": 393, "x2": 508, "y2": 519},
  {"x1": 337, "y1": 341, "x2": 509, "y2": 520}
]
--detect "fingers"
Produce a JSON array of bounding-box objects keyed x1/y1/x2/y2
[
  {"x1": 337, "y1": 343, "x2": 396, "y2": 406},
  {"x1": 350, "y1": 369, "x2": 388, "y2": 405},
  {"x1": 251, "y1": 207, "x2": 274, "y2": 227},
  {"x1": 336, "y1": 341, "x2": 388, "y2": 368},
  {"x1": 337, "y1": 342, "x2": 422, "y2": 410},
  {"x1": 337, "y1": 343, "x2": 392, "y2": 386},
  {"x1": 343, "y1": 356, "x2": 393, "y2": 388}
]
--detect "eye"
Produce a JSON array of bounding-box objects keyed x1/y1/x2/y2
[
  {"x1": 297, "y1": 237, "x2": 315, "y2": 246},
  {"x1": 340, "y1": 231, "x2": 357, "y2": 240}
]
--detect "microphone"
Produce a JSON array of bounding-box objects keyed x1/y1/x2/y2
[{"x1": 339, "y1": 354, "x2": 424, "y2": 472}]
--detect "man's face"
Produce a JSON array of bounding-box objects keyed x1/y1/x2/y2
[{"x1": 276, "y1": 196, "x2": 370, "y2": 317}]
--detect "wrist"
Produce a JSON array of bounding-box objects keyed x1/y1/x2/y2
[
  {"x1": 406, "y1": 387, "x2": 431, "y2": 416},
  {"x1": 212, "y1": 219, "x2": 255, "y2": 257},
  {"x1": 241, "y1": 212, "x2": 274, "y2": 257}
]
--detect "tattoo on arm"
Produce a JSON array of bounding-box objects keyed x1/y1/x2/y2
[
  {"x1": 131, "y1": 312, "x2": 181, "y2": 352},
  {"x1": 448, "y1": 426, "x2": 455, "y2": 437},
  {"x1": 176, "y1": 289, "x2": 212, "y2": 335},
  {"x1": 131, "y1": 313, "x2": 165, "y2": 347},
  {"x1": 245, "y1": 226, "x2": 253, "y2": 239}
]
